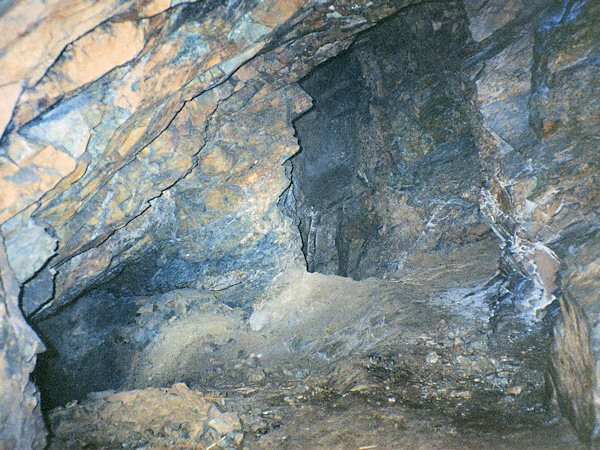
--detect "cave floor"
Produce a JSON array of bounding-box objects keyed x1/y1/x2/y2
[
  {"x1": 45, "y1": 238, "x2": 581, "y2": 448},
  {"x1": 239, "y1": 394, "x2": 581, "y2": 449},
  {"x1": 47, "y1": 375, "x2": 581, "y2": 449}
]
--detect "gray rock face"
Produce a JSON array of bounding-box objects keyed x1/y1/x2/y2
[
  {"x1": 465, "y1": 0, "x2": 600, "y2": 443},
  {"x1": 293, "y1": 2, "x2": 491, "y2": 280},
  {"x1": 0, "y1": 235, "x2": 46, "y2": 448}
]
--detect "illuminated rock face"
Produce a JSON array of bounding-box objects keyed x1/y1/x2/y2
[
  {"x1": 0, "y1": 1, "x2": 416, "y2": 444},
  {"x1": 0, "y1": 0, "x2": 599, "y2": 446},
  {"x1": 466, "y1": 0, "x2": 600, "y2": 443}
]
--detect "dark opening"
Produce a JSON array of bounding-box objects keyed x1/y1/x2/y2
[{"x1": 291, "y1": 2, "x2": 486, "y2": 280}]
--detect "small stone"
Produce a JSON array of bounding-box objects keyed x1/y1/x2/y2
[
  {"x1": 476, "y1": 357, "x2": 495, "y2": 373},
  {"x1": 506, "y1": 385, "x2": 524, "y2": 396},
  {"x1": 186, "y1": 421, "x2": 205, "y2": 440},
  {"x1": 208, "y1": 404, "x2": 222, "y2": 419},
  {"x1": 207, "y1": 412, "x2": 242, "y2": 435},
  {"x1": 496, "y1": 377, "x2": 509, "y2": 388},
  {"x1": 233, "y1": 432, "x2": 244, "y2": 444},
  {"x1": 253, "y1": 420, "x2": 269, "y2": 434},
  {"x1": 247, "y1": 368, "x2": 266, "y2": 383},
  {"x1": 451, "y1": 390, "x2": 471, "y2": 399},
  {"x1": 426, "y1": 351, "x2": 440, "y2": 364}
]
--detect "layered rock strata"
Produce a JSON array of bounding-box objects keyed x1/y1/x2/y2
[
  {"x1": 0, "y1": 0, "x2": 598, "y2": 446},
  {"x1": 0, "y1": 0, "x2": 418, "y2": 444},
  {"x1": 465, "y1": 0, "x2": 600, "y2": 442}
]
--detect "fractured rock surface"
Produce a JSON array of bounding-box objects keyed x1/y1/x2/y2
[
  {"x1": 1, "y1": 2, "x2": 417, "y2": 443},
  {"x1": 49, "y1": 382, "x2": 243, "y2": 449},
  {"x1": 293, "y1": 1, "x2": 489, "y2": 279},
  {"x1": 467, "y1": 0, "x2": 600, "y2": 442},
  {"x1": 0, "y1": 0, "x2": 599, "y2": 446},
  {"x1": 0, "y1": 236, "x2": 46, "y2": 448}
]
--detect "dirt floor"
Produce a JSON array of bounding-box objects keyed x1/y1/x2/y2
[
  {"x1": 48, "y1": 378, "x2": 581, "y2": 449},
  {"x1": 45, "y1": 239, "x2": 581, "y2": 448}
]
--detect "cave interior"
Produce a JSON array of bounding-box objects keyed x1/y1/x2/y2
[{"x1": 1, "y1": 0, "x2": 599, "y2": 448}]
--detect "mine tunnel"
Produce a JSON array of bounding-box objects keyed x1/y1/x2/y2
[{"x1": 1, "y1": 0, "x2": 599, "y2": 448}]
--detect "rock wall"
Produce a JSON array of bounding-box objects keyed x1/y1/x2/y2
[
  {"x1": 465, "y1": 0, "x2": 600, "y2": 443},
  {"x1": 0, "y1": 0, "x2": 599, "y2": 445},
  {"x1": 292, "y1": 1, "x2": 493, "y2": 279},
  {"x1": 0, "y1": 0, "x2": 416, "y2": 444},
  {"x1": 0, "y1": 235, "x2": 46, "y2": 447},
  {"x1": 1, "y1": 0, "x2": 422, "y2": 316}
]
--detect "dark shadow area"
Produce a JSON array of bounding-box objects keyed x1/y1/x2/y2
[
  {"x1": 31, "y1": 289, "x2": 140, "y2": 412},
  {"x1": 291, "y1": 1, "x2": 488, "y2": 280}
]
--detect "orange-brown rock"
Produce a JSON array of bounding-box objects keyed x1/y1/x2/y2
[{"x1": 0, "y1": 0, "x2": 416, "y2": 445}]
